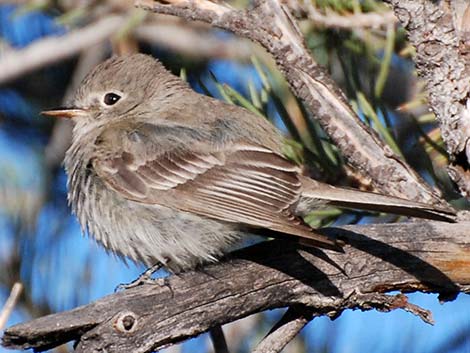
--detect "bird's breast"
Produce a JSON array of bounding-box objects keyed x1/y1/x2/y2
[{"x1": 65, "y1": 145, "x2": 244, "y2": 271}]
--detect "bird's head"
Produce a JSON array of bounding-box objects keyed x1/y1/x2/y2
[{"x1": 42, "y1": 53, "x2": 187, "y2": 127}]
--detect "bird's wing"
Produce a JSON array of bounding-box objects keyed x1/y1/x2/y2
[
  {"x1": 298, "y1": 176, "x2": 456, "y2": 222},
  {"x1": 92, "y1": 129, "x2": 337, "y2": 248}
]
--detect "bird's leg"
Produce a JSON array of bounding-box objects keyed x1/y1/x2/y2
[{"x1": 115, "y1": 261, "x2": 166, "y2": 291}]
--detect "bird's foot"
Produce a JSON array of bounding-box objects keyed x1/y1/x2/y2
[{"x1": 115, "y1": 262, "x2": 165, "y2": 292}]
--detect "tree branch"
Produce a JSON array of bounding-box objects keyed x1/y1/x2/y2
[
  {"x1": 383, "y1": 0, "x2": 470, "y2": 196},
  {"x1": 0, "y1": 283, "x2": 23, "y2": 332},
  {"x1": 135, "y1": 0, "x2": 448, "y2": 207},
  {"x1": 3, "y1": 221, "x2": 469, "y2": 352},
  {"x1": 252, "y1": 306, "x2": 312, "y2": 353},
  {"x1": 0, "y1": 12, "x2": 258, "y2": 86},
  {"x1": 0, "y1": 16, "x2": 126, "y2": 85},
  {"x1": 301, "y1": 4, "x2": 397, "y2": 29},
  {"x1": 134, "y1": 21, "x2": 256, "y2": 60},
  {"x1": 209, "y1": 326, "x2": 229, "y2": 353}
]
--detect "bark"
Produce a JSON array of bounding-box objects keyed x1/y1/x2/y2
[
  {"x1": 383, "y1": 0, "x2": 470, "y2": 196},
  {"x1": 3, "y1": 221, "x2": 470, "y2": 352}
]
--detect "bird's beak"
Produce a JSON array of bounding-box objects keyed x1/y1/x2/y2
[{"x1": 41, "y1": 108, "x2": 88, "y2": 119}]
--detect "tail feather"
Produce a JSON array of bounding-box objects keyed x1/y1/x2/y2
[{"x1": 297, "y1": 176, "x2": 456, "y2": 222}]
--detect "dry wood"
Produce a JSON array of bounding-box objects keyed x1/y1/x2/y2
[
  {"x1": 383, "y1": 0, "x2": 470, "y2": 196},
  {"x1": 0, "y1": 16, "x2": 126, "y2": 84},
  {"x1": 0, "y1": 283, "x2": 23, "y2": 332},
  {"x1": 301, "y1": 3, "x2": 397, "y2": 29},
  {"x1": 252, "y1": 306, "x2": 312, "y2": 353},
  {"x1": 3, "y1": 221, "x2": 469, "y2": 352}
]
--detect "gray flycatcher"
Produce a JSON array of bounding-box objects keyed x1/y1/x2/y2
[{"x1": 42, "y1": 54, "x2": 455, "y2": 273}]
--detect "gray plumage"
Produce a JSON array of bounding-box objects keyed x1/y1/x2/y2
[{"x1": 43, "y1": 54, "x2": 455, "y2": 272}]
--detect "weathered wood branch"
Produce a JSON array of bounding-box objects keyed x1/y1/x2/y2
[
  {"x1": 135, "y1": 0, "x2": 449, "y2": 207},
  {"x1": 0, "y1": 16, "x2": 126, "y2": 85},
  {"x1": 3, "y1": 221, "x2": 470, "y2": 352},
  {"x1": 383, "y1": 0, "x2": 470, "y2": 196},
  {"x1": 252, "y1": 306, "x2": 312, "y2": 353}
]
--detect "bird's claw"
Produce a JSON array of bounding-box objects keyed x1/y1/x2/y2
[{"x1": 115, "y1": 262, "x2": 164, "y2": 292}]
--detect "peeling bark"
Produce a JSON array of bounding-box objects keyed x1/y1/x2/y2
[
  {"x1": 3, "y1": 221, "x2": 470, "y2": 352},
  {"x1": 384, "y1": 0, "x2": 470, "y2": 196}
]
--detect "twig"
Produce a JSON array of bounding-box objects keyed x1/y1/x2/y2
[
  {"x1": 0, "y1": 15, "x2": 125, "y2": 84},
  {"x1": 252, "y1": 307, "x2": 312, "y2": 353},
  {"x1": 209, "y1": 325, "x2": 229, "y2": 353},
  {"x1": 352, "y1": 292, "x2": 434, "y2": 325},
  {"x1": 0, "y1": 282, "x2": 23, "y2": 331},
  {"x1": 134, "y1": 22, "x2": 256, "y2": 60},
  {"x1": 302, "y1": 3, "x2": 397, "y2": 29},
  {"x1": 0, "y1": 13, "x2": 256, "y2": 85}
]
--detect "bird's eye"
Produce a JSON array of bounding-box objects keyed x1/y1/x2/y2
[{"x1": 103, "y1": 93, "x2": 121, "y2": 106}]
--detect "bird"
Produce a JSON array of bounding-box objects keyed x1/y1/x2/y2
[{"x1": 42, "y1": 53, "x2": 455, "y2": 274}]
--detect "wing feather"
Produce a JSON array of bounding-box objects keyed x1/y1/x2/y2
[{"x1": 93, "y1": 139, "x2": 337, "y2": 246}]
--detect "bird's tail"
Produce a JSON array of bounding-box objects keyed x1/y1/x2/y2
[{"x1": 297, "y1": 176, "x2": 456, "y2": 222}]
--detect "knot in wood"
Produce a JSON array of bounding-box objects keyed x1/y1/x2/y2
[{"x1": 114, "y1": 311, "x2": 138, "y2": 333}]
